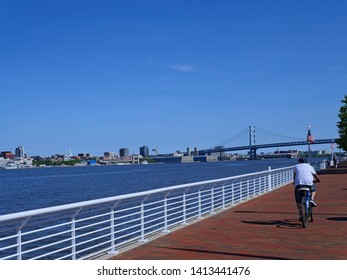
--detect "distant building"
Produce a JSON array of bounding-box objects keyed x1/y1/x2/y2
[
  {"x1": 119, "y1": 148, "x2": 129, "y2": 157},
  {"x1": 104, "y1": 151, "x2": 116, "y2": 158},
  {"x1": 274, "y1": 149, "x2": 300, "y2": 158},
  {"x1": 140, "y1": 146, "x2": 149, "y2": 157},
  {"x1": 212, "y1": 146, "x2": 225, "y2": 160},
  {"x1": 0, "y1": 151, "x2": 15, "y2": 159},
  {"x1": 15, "y1": 146, "x2": 25, "y2": 158},
  {"x1": 78, "y1": 153, "x2": 92, "y2": 159},
  {"x1": 153, "y1": 155, "x2": 218, "y2": 164},
  {"x1": 87, "y1": 159, "x2": 97, "y2": 166}
]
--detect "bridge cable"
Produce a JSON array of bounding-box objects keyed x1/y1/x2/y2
[
  {"x1": 207, "y1": 127, "x2": 249, "y2": 149},
  {"x1": 256, "y1": 127, "x2": 305, "y2": 143}
]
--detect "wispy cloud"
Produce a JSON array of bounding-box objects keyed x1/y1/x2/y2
[
  {"x1": 326, "y1": 65, "x2": 343, "y2": 71},
  {"x1": 168, "y1": 64, "x2": 195, "y2": 72},
  {"x1": 146, "y1": 60, "x2": 196, "y2": 73},
  {"x1": 157, "y1": 75, "x2": 173, "y2": 80}
]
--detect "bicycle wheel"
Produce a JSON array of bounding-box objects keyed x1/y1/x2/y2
[
  {"x1": 309, "y1": 204, "x2": 313, "y2": 222},
  {"x1": 300, "y1": 196, "x2": 308, "y2": 228}
]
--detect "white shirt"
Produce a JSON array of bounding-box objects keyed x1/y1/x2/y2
[{"x1": 294, "y1": 163, "x2": 316, "y2": 186}]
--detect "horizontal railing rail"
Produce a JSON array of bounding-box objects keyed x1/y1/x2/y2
[{"x1": 0, "y1": 164, "x2": 321, "y2": 260}]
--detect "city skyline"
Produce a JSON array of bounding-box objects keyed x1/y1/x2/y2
[
  {"x1": 1, "y1": 1, "x2": 345, "y2": 156},
  {"x1": 0, "y1": 139, "x2": 337, "y2": 159}
]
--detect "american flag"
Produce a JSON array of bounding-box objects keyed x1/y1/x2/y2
[{"x1": 307, "y1": 128, "x2": 315, "y2": 143}]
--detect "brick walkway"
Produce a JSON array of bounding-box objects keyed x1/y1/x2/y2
[{"x1": 109, "y1": 173, "x2": 347, "y2": 260}]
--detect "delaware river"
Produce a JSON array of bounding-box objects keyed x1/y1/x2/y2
[{"x1": 0, "y1": 159, "x2": 300, "y2": 215}]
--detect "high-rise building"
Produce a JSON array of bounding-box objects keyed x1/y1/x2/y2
[
  {"x1": 15, "y1": 146, "x2": 25, "y2": 158},
  {"x1": 104, "y1": 151, "x2": 116, "y2": 158},
  {"x1": 119, "y1": 148, "x2": 129, "y2": 157},
  {"x1": 140, "y1": 146, "x2": 149, "y2": 157}
]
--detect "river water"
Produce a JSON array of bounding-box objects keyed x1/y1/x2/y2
[{"x1": 0, "y1": 159, "x2": 301, "y2": 215}]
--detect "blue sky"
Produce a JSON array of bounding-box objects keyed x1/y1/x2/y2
[{"x1": 0, "y1": 0, "x2": 346, "y2": 156}]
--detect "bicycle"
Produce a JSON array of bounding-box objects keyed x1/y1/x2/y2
[{"x1": 297, "y1": 186, "x2": 313, "y2": 228}]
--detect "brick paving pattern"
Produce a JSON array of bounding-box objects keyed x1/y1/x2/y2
[{"x1": 109, "y1": 173, "x2": 347, "y2": 260}]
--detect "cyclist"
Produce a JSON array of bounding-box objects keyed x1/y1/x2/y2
[{"x1": 293, "y1": 158, "x2": 321, "y2": 216}]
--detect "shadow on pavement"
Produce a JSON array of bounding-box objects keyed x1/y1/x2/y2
[
  {"x1": 153, "y1": 246, "x2": 293, "y2": 260},
  {"x1": 241, "y1": 219, "x2": 302, "y2": 229},
  {"x1": 326, "y1": 217, "x2": 347, "y2": 221}
]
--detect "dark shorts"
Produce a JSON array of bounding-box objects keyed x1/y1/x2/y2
[{"x1": 294, "y1": 184, "x2": 316, "y2": 204}]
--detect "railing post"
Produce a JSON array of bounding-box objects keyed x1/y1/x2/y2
[
  {"x1": 275, "y1": 173, "x2": 282, "y2": 188},
  {"x1": 211, "y1": 187, "x2": 215, "y2": 214},
  {"x1": 282, "y1": 172, "x2": 284, "y2": 185},
  {"x1": 274, "y1": 172, "x2": 277, "y2": 188},
  {"x1": 268, "y1": 166, "x2": 272, "y2": 191},
  {"x1": 273, "y1": 172, "x2": 277, "y2": 188},
  {"x1": 110, "y1": 208, "x2": 115, "y2": 253},
  {"x1": 17, "y1": 230, "x2": 22, "y2": 260},
  {"x1": 162, "y1": 194, "x2": 170, "y2": 233},
  {"x1": 71, "y1": 208, "x2": 82, "y2": 260},
  {"x1": 247, "y1": 179, "x2": 250, "y2": 199},
  {"x1": 286, "y1": 170, "x2": 288, "y2": 183},
  {"x1": 282, "y1": 171, "x2": 285, "y2": 185},
  {"x1": 290, "y1": 169, "x2": 293, "y2": 183},
  {"x1": 108, "y1": 206, "x2": 118, "y2": 255},
  {"x1": 182, "y1": 191, "x2": 188, "y2": 225},
  {"x1": 15, "y1": 218, "x2": 30, "y2": 260},
  {"x1": 231, "y1": 183, "x2": 235, "y2": 205},
  {"x1": 222, "y1": 185, "x2": 225, "y2": 209},
  {"x1": 71, "y1": 217, "x2": 76, "y2": 260},
  {"x1": 287, "y1": 170, "x2": 289, "y2": 183},
  {"x1": 278, "y1": 172, "x2": 281, "y2": 186},
  {"x1": 139, "y1": 197, "x2": 148, "y2": 243},
  {"x1": 198, "y1": 189, "x2": 202, "y2": 219}
]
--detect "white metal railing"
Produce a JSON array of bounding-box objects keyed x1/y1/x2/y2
[{"x1": 0, "y1": 165, "x2": 297, "y2": 260}]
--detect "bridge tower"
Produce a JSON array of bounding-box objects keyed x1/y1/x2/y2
[{"x1": 249, "y1": 126, "x2": 257, "y2": 159}]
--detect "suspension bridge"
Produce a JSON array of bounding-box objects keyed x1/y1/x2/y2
[{"x1": 198, "y1": 126, "x2": 336, "y2": 159}]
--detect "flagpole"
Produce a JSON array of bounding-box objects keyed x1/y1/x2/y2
[{"x1": 307, "y1": 124, "x2": 311, "y2": 162}]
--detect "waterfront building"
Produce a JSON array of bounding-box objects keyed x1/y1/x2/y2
[
  {"x1": 212, "y1": 146, "x2": 225, "y2": 160},
  {"x1": 15, "y1": 146, "x2": 25, "y2": 158},
  {"x1": 182, "y1": 156, "x2": 194, "y2": 163},
  {"x1": 173, "y1": 151, "x2": 184, "y2": 157},
  {"x1": 119, "y1": 148, "x2": 129, "y2": 157},
  {"x1": 78, "y1": 153, "x2": 92, "y2": 159},
  {"x1": 0, "y1": 151, "x2": 15, "y2": 159},
  {"x1": 104, "y1": 151, "x2": 116, "y2": 158},
  {"x1": 257, "y1": 149, "x2": 301, "y2": 159},
  {"x1": 153, "y1": 156, "x2": 184, "y2": 164},
  {"x1": 140, "y1": 146, "x2": 149, "y2": 157},
  {"x1": 87, "y1": 159, "x2": 97, "y2": 166},
  {"x1": 193, "y1": 155, "x2": 219, "y2": 162},
  {"x1": 153, "y1": 155, "x2": 218, "y2": 164},
  {"x1": 152, "y1": 146, "x2": 159, "y2": 156},
  {"x1": 132, "y1": 154, "x2": 141, "y2": 164}
]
